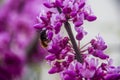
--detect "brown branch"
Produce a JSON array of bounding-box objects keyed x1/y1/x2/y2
[{"x1": 64, "y1": 22, "x2": 83, "y2": 63}]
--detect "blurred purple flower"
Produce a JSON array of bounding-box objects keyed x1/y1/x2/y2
[
  {"x1": 0, "y1": 51, "x2": 24, "y2": 80},
  {"x1": 0, "y1": 0, "x2": 48, "y2": 79}
]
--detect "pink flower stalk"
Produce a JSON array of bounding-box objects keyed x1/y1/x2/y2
[{"x1": 34, "y1": 0, "x2": 120, "y2": 80}]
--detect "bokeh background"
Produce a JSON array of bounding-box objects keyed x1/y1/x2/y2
[
  {"x1": 87, "y1": 0, "x2": 120, "y2": 66},
  {"x1": 0, "y1": 0, "x2": 120, "y2": 80}
]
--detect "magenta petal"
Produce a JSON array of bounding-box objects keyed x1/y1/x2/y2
[
  {"x1": 76, "y1": 32, "x2": 83, "y2": 40},
  {"x1": 105, "y1": 73, "x2": 120, "y2": 80},
  {"x1": 47, "y1": 30, "x2": 53, "y2": 40},
  {"x1": 54, "y1": 22, "x2": 62, "y2": 34},
  {"x1": 48, "y1": 67, "x2": 57, "y2": 74},
  {"x1": 86, "y1": 15, "x2": 97, "y2": 21},
  {"x1": 45, "y1": 54, "x2": 56, "y2": 61},
  {"x1": 95, "y1": 50, "x2": 109, "y2": 59},
  {"x1": 79, "y1": 2, "x2": 85, "y2": 9},
  {"x1": 34, "y1": 23, "x2": 44, "y2": 30},
  {"x1": 44, "y1": 2, "x2": 53, "y2": 8},
  {"x1": 74, "y1": 19, "x2": 83, "y2": 27}
]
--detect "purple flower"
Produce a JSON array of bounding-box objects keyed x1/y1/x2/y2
[
  {"x1": 0, "y1": 66, "x2": 12, "y2": 80},
  {"x1": 33, "y1": 0, "x2": 120, "y2": 80},
  {"x1": 44, "y1": 0, "x2": 63, "y2": 8},
  {"x1": 61, "y1": 56, "x2": 99, "y2": 80},
  {"x1": 61, "y1": 61, "x2": 82, "y2": 80},
  {"x1": 88, "y1": 35, "x2": 109, "y2": 59},
  {"x1": 79, "y1": 57, "x2": 98, "y2": 79},
  {"x1": 90, "y1": 35, "x2": 107, "y2": 50},
  {"x1": 92, "y1": 67, "x2": 105, "y2": 80},
  {"x1": 0, "y1": 52, "x2": 24, "y2": 80},
  {"x1": 0, "y1": 0, "x2": 48, "y2": 79},
  {"x1": 54, "y1": 22, "x2": 62, "y2": 34},
  {"x1": 75, "y1": 27, "x2": 87, "y2": 40},
  {"x1": 46, "y1": 35, "x2": 75, "y2": 74},
  {"x1": 0, "y1": 32, "x2": 10, "y2": 52},
  {"x1": 73, "y1": 13, "x2": 84, "y2": 27},
  {"x1": 35, "y1": 0, "x2": 97, "y2": 41},
  {"x1": 83, "y1": 6, "x2": 97, "y2": 21},
  {"x1": 104, "y1": 73, "x2": 120, "y2": 80}
]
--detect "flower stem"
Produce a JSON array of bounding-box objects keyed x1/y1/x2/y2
[
  {"x1": 57, "y1": 7, "x2": 82, "y2": 62},
  {"x1": 80, "y1": 42, "x2": 90, "y2": 50},
  {"x1": 64, "y1": 22, "x2": 82, "y2": 63}
]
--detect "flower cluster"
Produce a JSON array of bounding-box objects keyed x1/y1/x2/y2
[
  {"x1": 46, "y1": 35, "x2": 74, "y2": 74},
  {"x1": 34, "y1": 0, "x2": 120, "y2": 80},
  {"x1": 59, "y1": 35, "x2": 120, "y2": 80},
  {"x1": 45, "y1": 34, "x2": 120, "y2": 80},
  {"x1": 61, "y1": 57, "x2": 120, "y2": 80},
  {"x1": 34, "y1": 0, "x2": 96, "y2": 41},
  {"x1": 88, "y1": 35, "x2": 109, "y2": 59}
]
